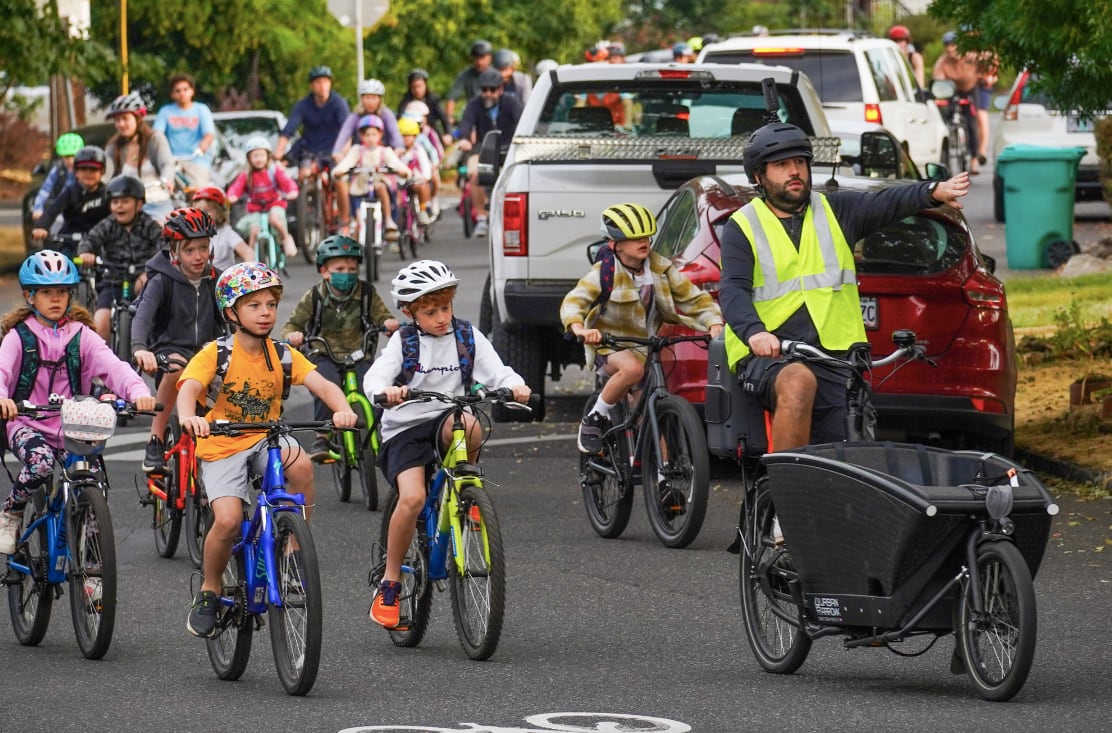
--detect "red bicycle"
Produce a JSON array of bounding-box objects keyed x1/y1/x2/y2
[{"x1": 138, "y1": 354, "x2": 208, "y2": 568}]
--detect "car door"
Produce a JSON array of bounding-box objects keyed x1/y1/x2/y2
[
  {"x1": 862, "y1": 47, "x2": 925, "y2": 164},
  {"x1": 887, "y1": 46, "x2": 944, "y2": 166}
]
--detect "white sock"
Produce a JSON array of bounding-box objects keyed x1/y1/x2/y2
[{"x1": 590, "y1": 397, "x2": 615, "y2": 418}]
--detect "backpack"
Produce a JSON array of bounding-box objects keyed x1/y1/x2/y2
[
  {"x1": 590, "y1": 243, "x2": 618, "y2": 315},
  {"x1": 206, "y1": 333, "x2": 292, "y2": 410},
  {"x1": 306, "y1": 281, "x2": 375, "y2": 339},
  {"x1": 397, "y1": 318, "x2": 475, "y2": 390}
]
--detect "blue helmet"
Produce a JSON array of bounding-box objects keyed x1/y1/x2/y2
[{"x1": 19, "y1": 250, "x2": 80, "y2": 289}]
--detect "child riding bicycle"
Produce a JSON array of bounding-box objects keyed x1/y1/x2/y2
[
  {"x1": 226, "y1": 136, "x2": 299, "y2": 260},
  {"x1": 397, "y1": 117, "x2": 435, "y2": 225},
  {"x1": 363, "y1": 259, "x2": 530, "y2": 629},
  {"x1": 281, "y1": 234, "x2": 399, "y2": 458},
  {"x1": 175, "y1": 262, "x2": 357, "y2": 638},
  {"x1": 190, "y1": 186, "x2": 255, "y2": 272},
  {"x1": 560, "y1": 203, "x2": 723, "y2": 455},
  {"x1": 77, "y1": 175, "x2": 162, "y2": 342},
  {"x1": 0, "y1": 251, "x2": 156, "y2": 555},
  {"x1": 132, "y1": 207, "x2": 224, "y2": 474},
  {"x1": 332, "y1": 114, "x2": 410, "y2": 243},
  {"x1": 30, "y1": 146, "x2": 110, "y2": 257}
]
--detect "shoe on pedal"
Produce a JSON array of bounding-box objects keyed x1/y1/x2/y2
[
  {"x1": 310, "y1": 434, "x2": 335, "y2": 462},
  {"x1": 384, "y1": 225, "x2": 400, "y2": 242},
  {"x1": 0, "y1": 511, "x2": 22, "y2": 555},
  {"x1": 186, "y1": 590, "x2": 218, "y2": 638},
  {"x1": 472, "y1": 219, "x2": 489, "y2": 238},
  {"x1": 370, "y1": 579, "x2": 402, "y2": 629},
  {"x1": 577, "y1": 411, "x2": 610, "y2": 455},
  {"x1": 418, "y1": 208, "x2": 433, "y2": 225},
  {"x1": 142, "y1": 435, "x2": 166, "y2": 474}
]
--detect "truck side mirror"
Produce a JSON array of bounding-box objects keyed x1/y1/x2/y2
[
  {"x1": 858, "y1": 130, "x2": 900, "y2": 180},
  {"x1": 477, "y1": 130, "x2": 502, "y2": 187}
]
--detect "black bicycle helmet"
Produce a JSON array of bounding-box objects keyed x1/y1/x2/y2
[
  {"x1": 478, "y1": 68, "x2": 503, "y2": 89},
  {"x1": 315, "y1": 234, "x2": 363, "y2": 267},
  {"x1": 163, "y1": 207, "x2": 217, "y2": 242},
  {"x1": 743, "y1": 123, "x2": 813, "y2": 181},
  {"x1": 470, "y1": 40, "x2": 493, "y2": 58},
  {"x1": 408, "y1": 68, "x2": 429, "y2": 83},
  {"x1": 492, "y1": 49, "x2": 515, "y2": 70},
  {"x1": 106, "y1": 175, "x2": 146, "y2": 201},
  {"x1": 308, "y1": 65, "x2": 333, "y2": 82},
  {"x1": 74, "y1": 145, "x2": 107, "y2": 171}
]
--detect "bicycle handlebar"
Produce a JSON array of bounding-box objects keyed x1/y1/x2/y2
[
  {"x1": 373, "y1": 386, "x2": 538, "y2": 412},
  {"x1": 303, "y1": 330, "x2": 387, "y2": 366},
  {"x1": 206, "y1": 418, "x2": 364, "y2": 437},
  {"x1": 596, "y1": 333, "x2": 712, "y2": 351},
  {"x1": 781, "y1": 340, "x2": 931, "y2": 369},
  {"x1": 16, "y1": 397, "x2": 163, "y2": 416}
]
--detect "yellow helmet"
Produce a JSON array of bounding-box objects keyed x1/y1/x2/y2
[
  {"x1": 601, "y1": 203, "x2": 657, "y2": 241},
  {"x1": 398, "y1": 117, "x2": 421, "y2": 136}
]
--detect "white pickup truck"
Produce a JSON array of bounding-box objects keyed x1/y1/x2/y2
[{"x1": 477, "y1": 63, "x2": 835, "y2": 420}]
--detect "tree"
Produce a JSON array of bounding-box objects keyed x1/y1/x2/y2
[{"x1": 930, "y1": 0, "x2": 1112, "y2": 117}]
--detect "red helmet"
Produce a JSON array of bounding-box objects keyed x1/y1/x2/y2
[
  {"x1": 584, "y1": 46, "x2": 609, "y2": 63},
  {"x1": 191, "y1": 186, "x2": 227, "y2": 207},
  {"x1": 888, "y1": 25, "x2": 911, "y2": 42},
  {"x1": 163, "y1": 207, "x2": 216, "y2": 242}
]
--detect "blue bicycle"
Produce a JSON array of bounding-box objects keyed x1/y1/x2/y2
[
  {"x1": 5, "y1": 396, "x2": 158, "y2": 659},
  {"x1": 199, "y1": 418, "x2": 353, "y2": 696}
]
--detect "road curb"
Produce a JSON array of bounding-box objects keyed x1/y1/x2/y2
[{"x1": 1015, "y1": 447, "x2": 1111, "y2": 488}]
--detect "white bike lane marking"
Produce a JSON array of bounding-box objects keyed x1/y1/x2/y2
[{"x1": 337, "y1": 711, "x2": 692, "y2": 732}]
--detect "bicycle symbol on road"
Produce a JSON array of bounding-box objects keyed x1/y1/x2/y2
[{"x1": 338, "y1": 712, "x2": 691, "y2": 733}]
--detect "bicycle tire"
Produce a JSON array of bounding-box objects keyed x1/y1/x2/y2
[
  {"x1": 7, "y1": 507, "x2": 54, "y2": 646},
  {"x1": 377, "y1": 490, "x2": 432, "y2": 647},
  {"x1": 184, "y1": 469, "x2": 207, "y2": 570},
  {"x1": 76, "y1": 277, "x2": 95, "y2": 313},
  {"x1": 297, "y1": 183, "x2": 323, "y2": 264},
  {"x1": 461, "y1": 196, "x2": 474, "y2": 238},
  {"x1": 641, "y1": 395, "x2": 710, "y2": 549},
  {"x1": 68, "y1": 486, "x2": 117, "y2": 660},
  {"x1": 113, "y1": 307, "x2": 132, "y2": 365},
  {"x1": 269, "y1": 512, "x2": 323, "y2": 696},
  {"x1": 356, "y1": 432, "x2": 379, "y2": 512},
  {"x1": 957, "y1": 540, "x2": 1037, "y2": 701},
  {"x1": 153, "y1": 424, "x2": 183, "y2": 558},
  {"x1": 331, "y1": 455, "x2": 352, "y2": 503},
  {"x1": 578, "y1": 396, "x2": 634, "y2": 538},
  {"x1": 739, "y1": 480, "x2": 811, "y2": 674},
  {"x1": 205, "y1": 544, "x2": 254, "y2": 681},
  {"x1": 449, "y1": 485, "x2": 505, "y2": 660}
]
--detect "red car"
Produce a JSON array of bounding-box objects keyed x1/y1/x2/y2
[{"x1": 654, "y1": 174, "x2": 1017, "y2": 455}]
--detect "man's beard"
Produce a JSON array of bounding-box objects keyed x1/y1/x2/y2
[
  {"x1": 763, "y1": 175, "x2": 811, "y2": 214},
  {"x1": 482, "y1": 95, "x2": 497, "y2": 109}
]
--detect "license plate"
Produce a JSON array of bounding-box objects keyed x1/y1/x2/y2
[
  {"x1": 860, "y1": 297, "x2": 878, "y2": 330},
  {"x1": 1068, "y1": 116, "x2": 1094, "y2": 133}
]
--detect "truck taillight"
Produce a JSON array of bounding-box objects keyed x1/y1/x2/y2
[
  {"x1": 865, "y1": 103, "x2": 882, "y2": 124},
  {"x1": 503, "y1": 193, "x2": 528, "y2": 256}
]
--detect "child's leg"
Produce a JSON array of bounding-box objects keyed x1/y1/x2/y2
[
  {"x1": 201, "y1": 495, "x2": 243, "y2": 594},
  {"x1": 93, "y1": 307, "x2": 112, "y2": 342},
  {"x1": 440, "y1": 411, "x2": 484, "y2": 463},
  {"x1": 376, "y1": 182, "x2": 398, "y2": 233},
  {"x1": 383, "y1": 465, "x2": 426, "y2": 582},
  {"x1": 3, "y1": 427, "x2": 56, "y2": 512},
  {"x1": 151, "y1": 355, "x2": 185, "y2": 440},
  {"x1": 269, "y1": 207, "x2": 296, "y2": 257},
  {"x1": 281, "y1": 438, "x2": 315, "y2": 519},
  {"x1": 598, "y1": 350, "x2": 645, "y2": 410}
]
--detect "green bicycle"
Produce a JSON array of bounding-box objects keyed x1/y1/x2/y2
[{"x1": 303, "y1": 332, "x2": 382, "y2": 511}]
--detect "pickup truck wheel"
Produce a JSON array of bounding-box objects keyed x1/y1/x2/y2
[
  {"x1": 479, "y1": 274, "x2": 493, "y2": 336},
  {"x1": 492, "y1": 309, "x2": 546, "y2": 422}
]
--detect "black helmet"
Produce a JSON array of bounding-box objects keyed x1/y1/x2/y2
[
  {"x1": 742, "y1": 123, "x2": 813, "y2": 181},
  {"x1": 492, "y1": 49, "x2": 515, "y2": 70},
  {"x1": 74, "y1": 145, "x2": 107, "y2": 170},
  {"x1": 478, "y1": 68, "x2": 503, "y2": 89},
  {"x1": 407, "y1": 68, "x2": 429, "y2": 83},
  {"x1": 308, "y1": 65, "x2": 333, "y2": 82},
  {"x1": 470, "y1": 40, "x2": 493, "y2": 58},
  {"x1": 106, "y1": 175, "x2": 146, "y2": 201}
]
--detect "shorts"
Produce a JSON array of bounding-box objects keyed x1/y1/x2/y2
[
  {"x1": 199, "y1": 433, "x2": 302, "y2": 503},
  {"x1": 235, "y1": 210, "x2": 286, "y2": 238},
  {"x1": 94, "y1": 281, "x2": 123, "y2": 310},
  {"x1": 739, "y1": 354, "x2": 854, "y2": 444},
  {"x1": 377, "y1": 410, "x2": 452, "y2": 488},
  {"x1": 975, "y1": 84, "x2": 991, "y2": 113}
]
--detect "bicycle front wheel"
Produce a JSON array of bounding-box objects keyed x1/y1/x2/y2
[
  {"x1": 153, "y1": 425, "x2": 182, "y2": 558},
  {"x1": 268, "y1": 512, "x2": 322, "y2": 696},
  {"x1": 184, "y1": 473, "x2": 208, "y2": 570},
  {"x1": 330, "y1": 455, "x2": 352, "y2": 503},
  {"x1": 206, "y1": 547, "x2": 254, "y2": 680},
  {"x1": 68, "y1": 486, "x2": 117, "y2": 659},
  {"x1": 7, "y1": 505, "x2": 54, "y2": 645},
  {"x1": 579, "y1": 396, "x2": 634, "y2": 538},
  {"x1": 376, "y1": 490, "x2": 432, "y2": 647},
  {"x1": 356, "y1": 422, "x2": 379, "y2": 511},
  {"x1": 449, "y1": 486, "x2": 505, "y2": 660},
  {"x1": 739, "y1": 480, "x2": 811, "y2": 674},
  {"x1": 641, "y1": 395, "x2": 710, "y2": 549},
  {"x1": 957, "y1": 540, "x2": 1037, "y2": 701},
  {"x1": 297, "y1": 184, "x2": 323, "y2": 263}
]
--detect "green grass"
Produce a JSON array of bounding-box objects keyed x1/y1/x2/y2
[{"x1": 1005, "y1": 271, "x2": 1112, "y2": 329}]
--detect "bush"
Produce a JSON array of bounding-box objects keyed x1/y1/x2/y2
[{"x1": 0, "y1": 111, "x2": 49, "y2": 201}]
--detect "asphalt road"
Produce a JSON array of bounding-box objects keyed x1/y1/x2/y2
[{"x1": 1, "y1": 183, "x2": 1111, "y2": 732}]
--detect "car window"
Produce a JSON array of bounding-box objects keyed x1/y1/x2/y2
[
  {"x1": 215, "y1": 116, "x2": 283, "y2": 151},
  {"x1": 535, "y1": 80, "x2": 813, "y2": 137},
  {"x1": 703, "y1": 50, "x2": 863, "y2": 103},
  {"x1": 864, "y1": 49, "x2": 900, "y2": 102},
  {"x1": 653, "y1": 190, "x2": 698, "y2": 258},
  {"x1": 854, "y1": 212, "x2": 966, "y2": 274},
  {"x1": 887, "y1": 48, "x2": 919, "y2": 98}
]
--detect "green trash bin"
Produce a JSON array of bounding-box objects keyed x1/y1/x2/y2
[{"x1": 996, "y1": 144, "x2": 1087, "y2": 269}]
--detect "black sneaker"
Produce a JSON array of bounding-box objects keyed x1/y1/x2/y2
[
  {"x1": 142, "y1": 436, "x2": 166, "y2": 474},
  {"x1": 186, "y1": 590, "x2": 218, "y2": 638},
  {"x1": 310, "y1": 435, "x2": 335, "y2": 462},
  {"x1": 577, "y1": 411, "x2": 610, "y2": 455}
]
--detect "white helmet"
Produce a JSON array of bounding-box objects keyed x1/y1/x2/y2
[
  {"x1": 358, "y1": 78, "x2": 386, "y2": 96},
  {"x1": 534, "y1": 59, "x2": 559, "y2": 76},
  {"x1": 403, "y1": 100, "x2": 430, "y2": 119},
  {"x1": 391, "y1": 259, "x2": 459, "y2": 307},
  {"x1": 244, "y1": 135, "x2": 271, "y2": 154}
]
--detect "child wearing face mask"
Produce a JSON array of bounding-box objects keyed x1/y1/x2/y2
[{"x1": 281, "y1": 234, "x2": 399, "y2": 458}]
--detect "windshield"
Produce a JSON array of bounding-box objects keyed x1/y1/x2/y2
[
  {"x1": 215, "y1": 116, "x2": 283, "y2": 151},
  {"x1": 854, "y1": 212, "x2": 966, "y2": 275},
  {"x1": 534, "y1": 80, "x2": 816, "y2": 138}
]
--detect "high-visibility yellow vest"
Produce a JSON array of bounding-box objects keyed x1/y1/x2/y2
[{"x1": 724, "y1": 192, "x2": 866, "y2": 370}]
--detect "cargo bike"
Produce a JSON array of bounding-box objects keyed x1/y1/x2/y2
[{"x1": 705, "y1": 332, "x2": 1058, "y2": 701}]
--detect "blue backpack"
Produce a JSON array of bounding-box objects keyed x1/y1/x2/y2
[{"x1": 397, "y1": 318, "x2": 476, "y2": 390}]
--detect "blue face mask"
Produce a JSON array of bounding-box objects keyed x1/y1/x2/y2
[{"x1": 329, "y1": 272, "x2": 357, "y2": 293}]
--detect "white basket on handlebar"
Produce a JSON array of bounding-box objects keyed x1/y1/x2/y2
[{"x1": 61, "y1": 397, "x2": 118, "y2": 455}]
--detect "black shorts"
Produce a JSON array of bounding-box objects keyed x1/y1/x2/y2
[
  {"x1": 377, "y1": 410, "x2": 452, "y2": 489},
  {"x1": 94, "y1": 282, "x2": 123, "y2": 310},
  {"x1": 739, "y1": 355, "x2": 853, "y2": 444}
]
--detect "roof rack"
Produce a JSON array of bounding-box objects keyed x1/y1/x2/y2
[{"x1": 728, "y1": 28, "x2": 874, "y2": 40}]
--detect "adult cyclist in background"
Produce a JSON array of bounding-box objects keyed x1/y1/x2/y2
[
  {"x1": 456, "y1": 68, "x2": 524, "y2": 238},
  {"x1": 398, "y1": 68, "x2": 452, "y2": 142},
  {"x1": 888, "y1": 25, "x2": 925, "y2": 88},
  {"x1": 492, "y1": 48, "x2": 532, "y2": 104},
  {"x1": 933, "y1": 30, "x2": 982, "y2": 173},
  {"x1": 445, "y1": 39, "x2": 493, "y2": 128},
  {"x1": 153, "y1": 73, "x2": 217, "y2": 187},
  {"x1": 274, "y1": 66, "x2": 351, "y2": 227},
  {"x1": 30, "y1": 132, "x2": 84, "y2": 228}
]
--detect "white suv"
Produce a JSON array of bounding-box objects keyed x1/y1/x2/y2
[{"x1": 698, "y1": 31, "x2": 948, "y2": 171}]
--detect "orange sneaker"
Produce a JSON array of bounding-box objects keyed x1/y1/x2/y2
[{"x1": 369, "y1": 579, "x2": 401, "y2": 629}]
